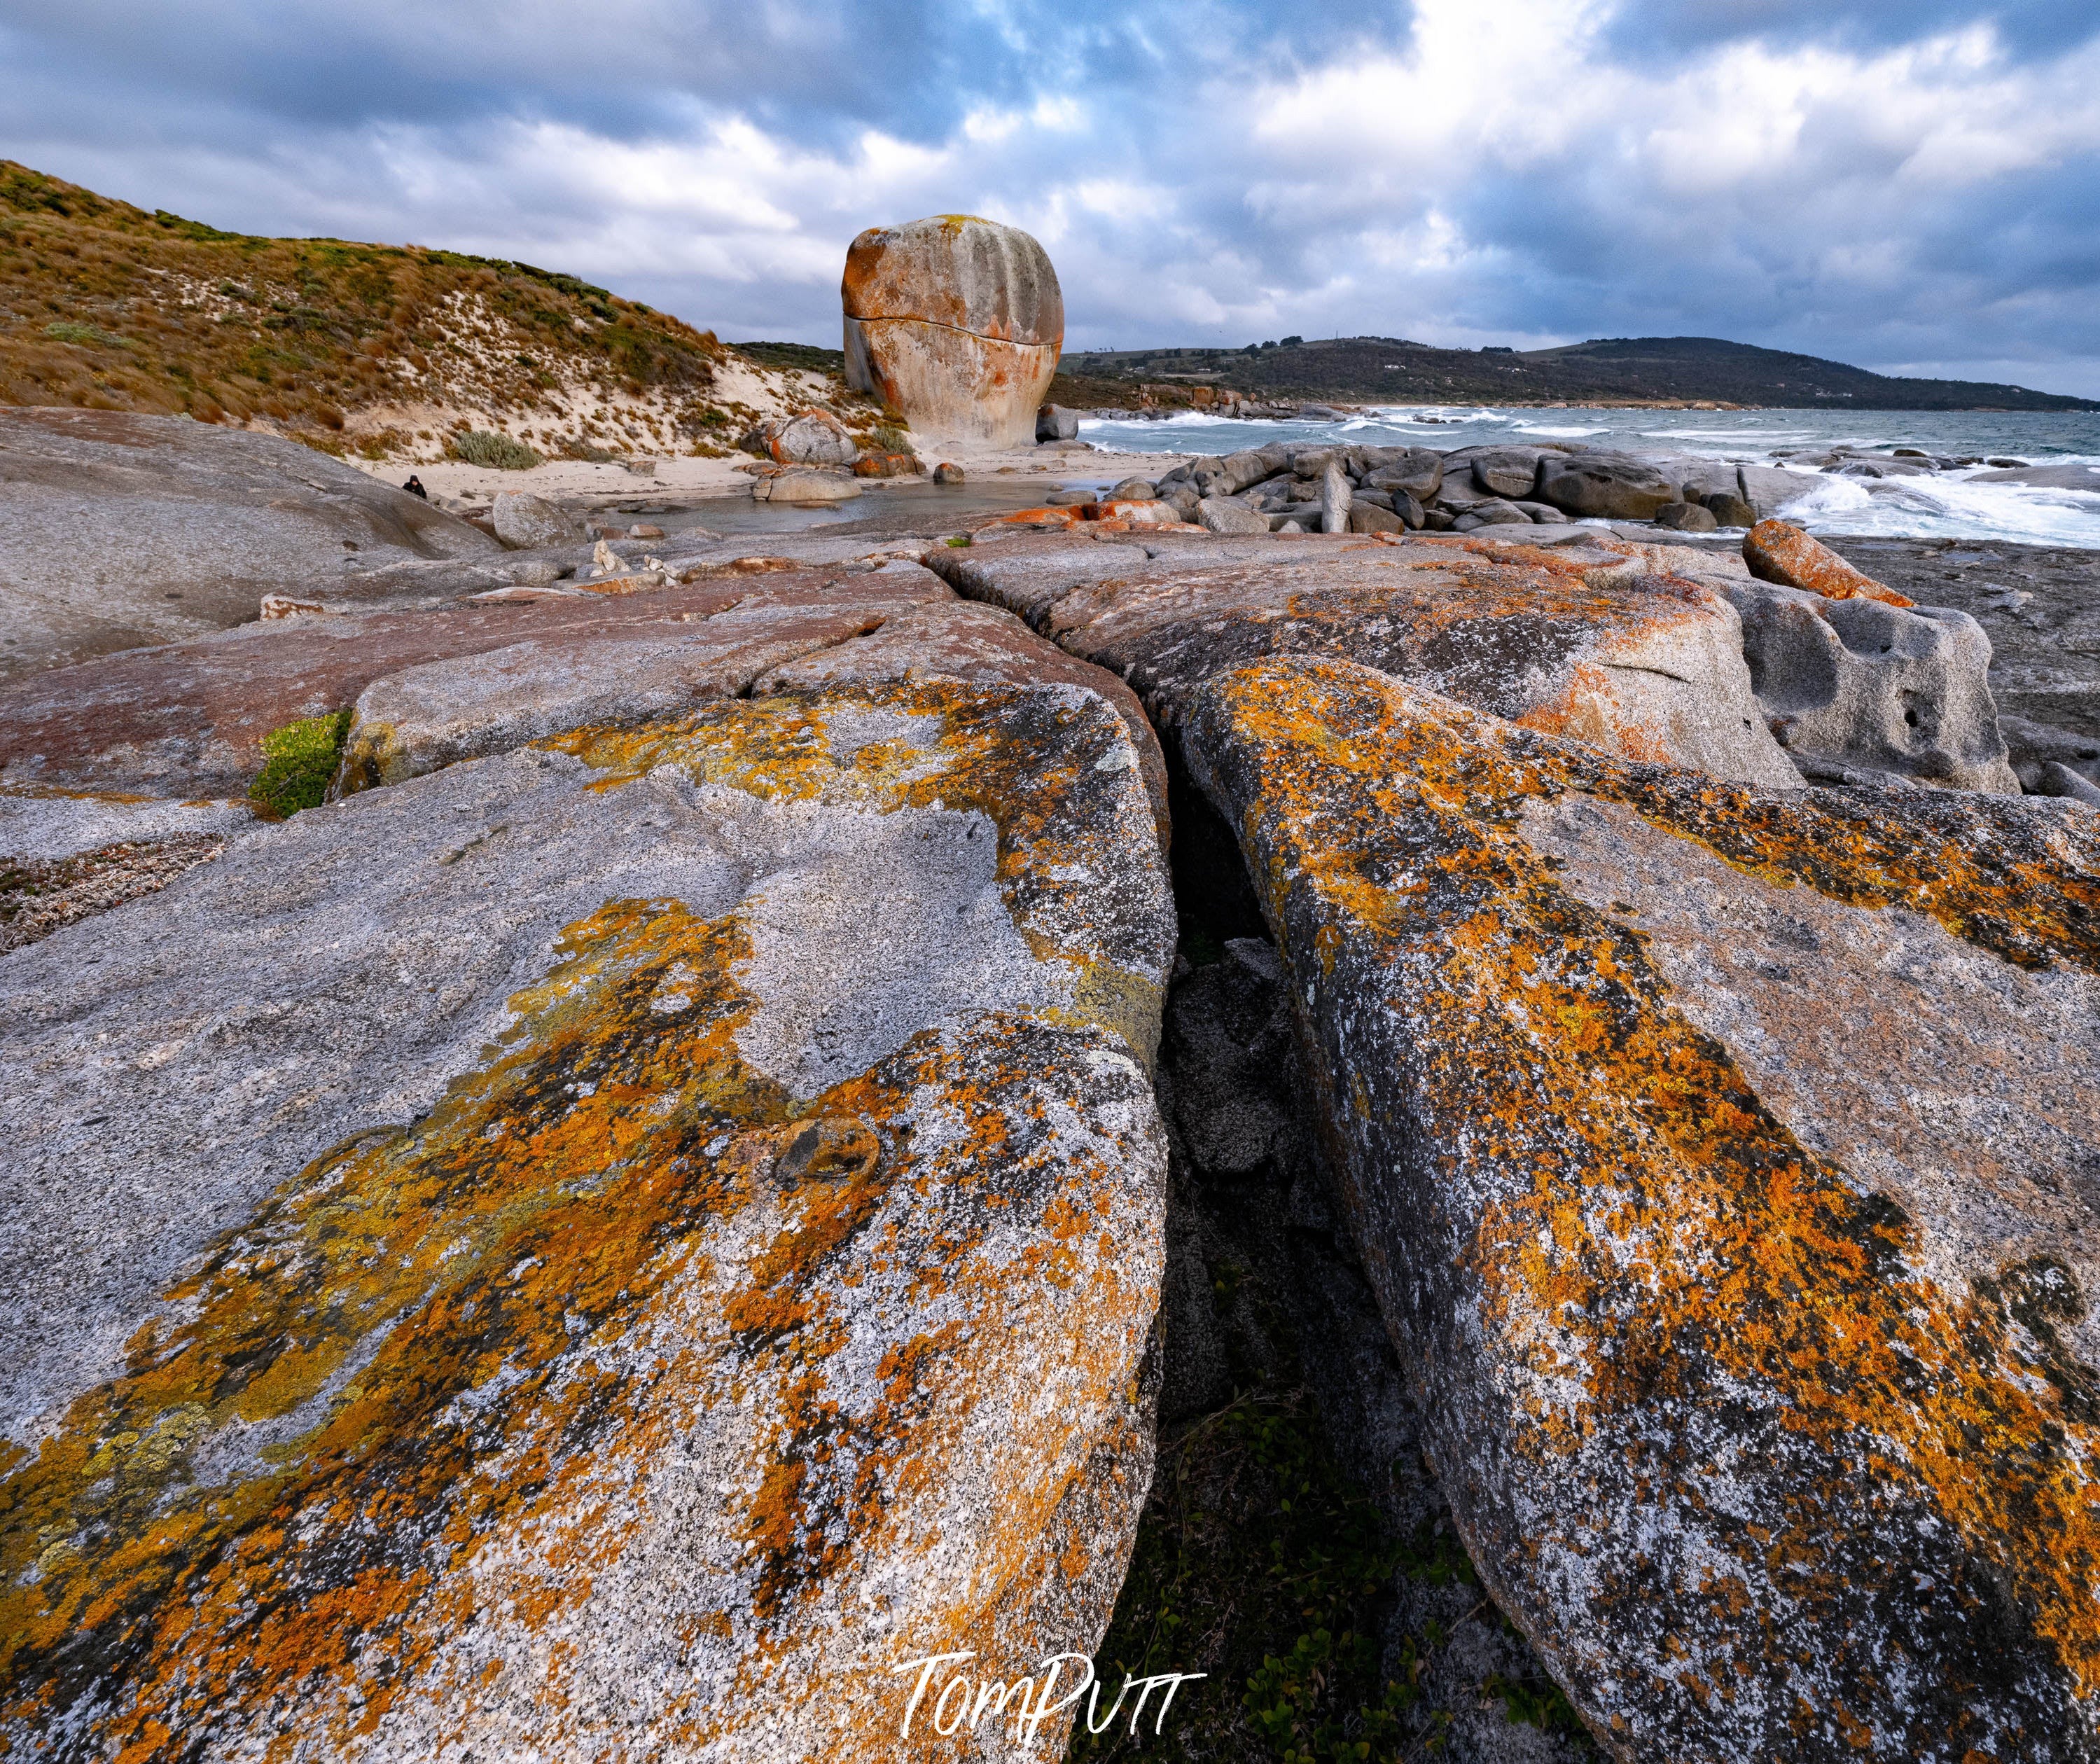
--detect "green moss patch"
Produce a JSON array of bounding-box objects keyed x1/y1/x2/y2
[{"x1": 251, "y1": 710, "x2": 349, "y2": 817}]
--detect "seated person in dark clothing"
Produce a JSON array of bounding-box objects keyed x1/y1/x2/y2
[{"x1": 403, "y1": 474, "x2": 428, "y2": 499}]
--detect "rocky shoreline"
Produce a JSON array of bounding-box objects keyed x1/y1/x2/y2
[{"x1": 4, "y1": 208, "x2": 2099, "y2": 1764}]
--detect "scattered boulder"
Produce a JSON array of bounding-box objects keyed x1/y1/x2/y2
[
  {"x1": 1654, "y1": 499, "x2": 1719, "y2": 532},
  {"x1": 1538, "y1": 452, "x2": 1679, "y2": 521},
  {"x1": 1737, "y1": 463, "x2": 1823, "y2": 520},
  {"x1": 1452, "y1": 500, "x2": 1531, "y2": 529},
  {"x1": 2000, "y1": 714, "x2": 2100, "y2": 794},
  {"x1": 492, "y1": 491, "x2": 587, "y2": 550},
  {"x1": 1110, "y1": 476, "x2": 1157, "y2": 501},
  {"x1": 1319, "y1": 459, "x2": 1353, "y2": 534},
  {"x1": 1197, "y1": 495, "x2": 1269, "y2": 536},
  {"x1": 1470, "y1": 449, "x2": 1545, "y2": 499},
  {"x1": 1347, "y1": 503, "x2": 1407, "y2": 535},
  {"x1": 1036, "y1": 404, "x2": 1080, "y2": 443},
  {"x1": 932, "y1": 461, "x2": 966, "y2": 485},
  {"x1": 1744, "y1": 519, "x2": 1914, "y2": 606},
  {"x1": 2038, "y1": 761, "x2": 2100, "y2": 806},
  {"x1": 843, "y1": 216, "x2": 1063, "y2": 447},
  {"x1": 0, "y1": 680, "x2": 1173, "y2": 1760},
  {"x1": 1676, "y1": 459, "x2": 1741, "y2": 503},
  {"x1": 742, "y1": 408, "x2": 858, "y2": 466},
  {"x1": 1183, "y1": 655, "x2": 2100, "y2": 1761},
  {"x1": 1727, "y1": 578, "x2": 2023, "y2": 792},
  {"x1": 0, "y1": 408, "x2": 499, "y2": 681},
  {"x1": 1705, "y1": 490, "x2": 1758, "y2": 528},
  {"x1": 850, "y1": 449, "x2": 922, "y2": 478},
  {"x1": 1364, "y1": 450, "x2": 1444, "y2": 501},
  {"x1": 752, "y1": 468, "x2": 862, "y2": 504}
]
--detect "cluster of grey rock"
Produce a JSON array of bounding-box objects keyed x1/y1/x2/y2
[
  {"x1": 1069, "y1": 440, "x2": 1822, "y2": 538},
  {"x1": 1774, "y1": 443, "x2": 2028, "y2": 475}
]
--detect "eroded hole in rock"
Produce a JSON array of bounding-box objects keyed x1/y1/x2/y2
[{"x1": 1073, "y1": 823, "x2": 1595, "y2": 1762}]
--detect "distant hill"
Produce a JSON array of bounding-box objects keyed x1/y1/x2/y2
[
  {"x1": 1059, "y1": 333, "x2": 2099, "y2": 412},
  {"x1": 0, "y1": 162, "x2": 832, "y2": 464}
]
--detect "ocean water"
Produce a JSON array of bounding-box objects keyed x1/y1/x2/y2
[{"x1": 1077, "y1": 405, "x2": 2100, "y2": 549}]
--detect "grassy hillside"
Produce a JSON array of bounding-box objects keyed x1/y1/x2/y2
[
  {"x1": 0, "y1": 161, "x2": 830, "y2": 463},
  {"x1": 1062, "y1": 333, "x2": 2099, "y2": 412}
]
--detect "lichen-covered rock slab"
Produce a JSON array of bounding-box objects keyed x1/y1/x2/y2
[
  {"x1": 0, "y1": 407, "x2": 497, "y2": 681},
  {"x1": 934, "y1": 529, "x2": 1799, "y2": 785},
  {"x1": 0, "y1": 681, "x2": 1174, "y2": 1760},
  {"x1": 1183, "y1": 655, "x2": 2100, "y2": 1760},
  {"x1": 0, "y1": 565, "x2": 950, "y2": 798},
  {"x1": 334, "y1": 575, "x2": 940, "y2": 792},
  {"x1": 842, "y1": 216, "x2": 1063, "y2": 447}
]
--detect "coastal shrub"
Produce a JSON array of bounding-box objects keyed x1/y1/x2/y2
[
  {"x1": 44, "y1": 320, "x2": 129, "y2": 349},
  {"x1": 869, "y1": 424, "x2": 912, "y2": 454},
  {"x1": 560, "y1": 438, "x2": 616, "y2": 463},
  {"x1": 447, "y1": 429, "x2": 541, "y2": 470},
  {"x1": 251, "y1": 711, "x2": 349, "y2": 817}
]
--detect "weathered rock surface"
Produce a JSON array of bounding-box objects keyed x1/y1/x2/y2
[
  {"x1": 1736, "y1": 463, "x2": 1822, "y2": 520},
  {"x1": 490, "y1": 490, "x2": 586, "y2": 550},
  {"x1": 1185, "y1": 655, "x2": 2100, "y2": 1761},
  {"x1": 0, "y1": 785, "x2": 254, "y2": 954},
  {"x1": 743, "y1": 408, "x2": 858, "y2": 466},
  {"x1": 842, "y1": 216, "x2": 1063, "y2": 447},
  {"x1": 338, "y1": 569, "x2": 1171, "y2": 843},
  {"x1": 0, "y1": 408, "x2": 499, "y2": 681},
  {"x1": 751, "y1": 466, "x2": 862, "y2": 504},
  {"x1": 1727, "y1": 578, "x2": 2022, "y2": 792},
  {"x1": 1196, "y1": 493, "x2": 1267, "y2": 535},
  {"x1": 1537, "y1": 451, "x2": 1678, "y2": 521},
  {"x1": 1745, "y1": 518, "x2": 1914, "y2": 606},
  {"x1": 0, "y1": 783, "x2": 260, "y2": 861},
  {"x1": 1823, "y1": 536, "x2": 2100, "y2": 744},
  {"x1": 747, "y1": 596, "x2": 1170, "y2": 845},
  {"x1": 0, "y1": 680, "x2": 1174, "y2": 1760},
  {"x1": 0, "y1": 565, "x2": 951, "y2": 799},
  {"x1": 931, "y1": 529, "x2": 1800, "y2": 786}
]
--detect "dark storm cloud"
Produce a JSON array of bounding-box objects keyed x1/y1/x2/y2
[{"x1": 3, "y1": 0, "x2": 2097, "y2": 395}]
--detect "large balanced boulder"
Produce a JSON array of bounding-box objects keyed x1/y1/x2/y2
[
  {"x1": 0, "y1": 679, "x2": 1174, "y2": 1759},
  {"x1": 843, "y1": 216, "x2": 1063, "y2": 447},
  {"x1": 0, "y1": 407, "x2": 499, "y2": 681},
  {"x1": 933, "y1": 529, "x2": 1800, "y2": 786},
  {"x1": 1184, "y1": 655, "x2": 2100, "y2": 1760}
]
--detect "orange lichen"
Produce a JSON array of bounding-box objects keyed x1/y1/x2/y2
[
  {"x1": 1190, "y1": 656, "x2": 2100, "y2": 1749},
  {"x1": 1744, "y1": 519, "x2": 1915, "y2": 607},
  {"x1": 3, "y1": 682, "x2": 1170, "y2": 1758}
]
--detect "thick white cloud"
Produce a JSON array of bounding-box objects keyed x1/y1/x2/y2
[{"x1": 3, "y1": 0, "x2": 2097, "y2": 394}]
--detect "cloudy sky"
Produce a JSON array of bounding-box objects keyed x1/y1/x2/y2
[{"x1": 5, "y1": 0, "x2": 2099, "y2": 394}]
